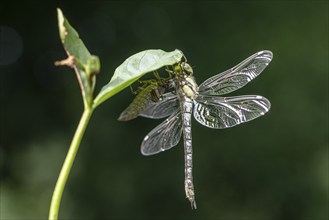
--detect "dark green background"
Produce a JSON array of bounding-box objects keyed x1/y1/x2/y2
[{"x1": 1, "y1": 1, "x2": 328, "y2": 219}]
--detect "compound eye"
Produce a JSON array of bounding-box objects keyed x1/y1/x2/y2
[{"x1": 183, "y1": 63, "x2": 193, "y2": 75}]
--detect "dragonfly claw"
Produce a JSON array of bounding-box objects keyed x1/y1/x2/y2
[
  {"x1": 190, "y1": 199, "x2": 197, "y2": 209},
  {"x1": 185, "y1": 182, "x2": 197, "y2": 209}
]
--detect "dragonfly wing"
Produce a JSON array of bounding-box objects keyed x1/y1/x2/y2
[
  {"x1": 141, "y1": 110, "x2": 183, "y2": 156},
  {"x1": 140, "y1": 92, "x2": 179, "y2": 119},
  {"x1": 198, "y1": 50, "x2": 273, "y2": 95},
  {"x1": 194, "y1": 94, "x2": 271, "y2": 129}
]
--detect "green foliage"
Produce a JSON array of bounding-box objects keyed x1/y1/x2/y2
[
  {"x1": 57, "y1": 9, "x2": 183, "y2": 109},
  {"x1": 57, "y1": 9, "x2": 100, "y2": 108},
  {"x1": 93, "y1": 49, "x2": 183, "y2": 108},
  {"x1": 50, "y1": 8, "x2": 184, "y2": 220}
]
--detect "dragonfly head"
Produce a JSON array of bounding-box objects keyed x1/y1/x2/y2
[
  {"x1": 174, "y1": 62, "x2": 194, "y2": 76},
  {"x1": 182, "y1": 62, "x2": 193, "y2": 76}
]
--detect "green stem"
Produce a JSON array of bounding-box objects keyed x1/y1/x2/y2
[{"x1": 48, "y1": 107, "x2": 93, "y2": 220}]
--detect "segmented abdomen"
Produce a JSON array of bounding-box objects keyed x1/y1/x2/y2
[
  {"x1": 180, "y1": 97, "x2": 197, "y2": 209},
  {"x1": 118, "y1": 83, "x2": 160, "y2": 121}
]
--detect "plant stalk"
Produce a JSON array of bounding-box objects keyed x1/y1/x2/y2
[{"x1": 49, "y1": 107, "x2": 93, "y2": 220}]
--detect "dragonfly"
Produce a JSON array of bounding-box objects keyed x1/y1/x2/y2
[
  {"x1": 138, "y1": 50, "x2": 273, "y2": 209},
  {"x1": 118, "y1": 72, "x2": 174, "y2": 121}
]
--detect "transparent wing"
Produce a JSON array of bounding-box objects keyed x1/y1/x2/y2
[
  {"x1": 198, "y1": 50, "x2": 273, "y2": 95},
  {"x1": 141, "y1": 110, "x2": 183, "y2": 156},
  {"x1": 194, "y1": 94, "x2": 271, "y2": 129},
  {"x1": 140, "y1": 92, "x2": 179, "y2": 119}
]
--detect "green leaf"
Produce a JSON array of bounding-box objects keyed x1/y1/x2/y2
[
  {"x1": 93, "y1": 49, "x2": 183, "y2": 108},
  {"x1": 57, "y1": 8, "x2": 100, "y2": 108}
]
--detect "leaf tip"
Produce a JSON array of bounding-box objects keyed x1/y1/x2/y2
[
  {"x1": 57, "y1": 8, "x2": 67, "y2": 43},
  {"x1": 57, "y1": 8, "x2": 63, "y2": 17}
]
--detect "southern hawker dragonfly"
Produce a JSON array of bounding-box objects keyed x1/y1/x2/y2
[{"x1": 121, "y1": 50, "x2": 272, "y2": 209}]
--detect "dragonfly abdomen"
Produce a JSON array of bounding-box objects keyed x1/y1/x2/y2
[{"x1": 180, "y1": 98, "x2": 197, "y2": 209}]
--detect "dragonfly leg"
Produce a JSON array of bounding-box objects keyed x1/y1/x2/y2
[
  {"x1": 130, "y1": 81, "x2": 151, "y2": 95},
  {"x1": 153, "y1": 71, "x2": 161, "y2": 80},
  {"x1": 138, "y1": 79, "x2": 156, "y2": 87},
  {"x1": 129, "y1": 85, "x2": 139, "y2": 95},
  {"x1": 152, "y1": 71, "x2": 172, "y2": 85},
  {"x1": 165, "y1": 66, "x2": 174, "y2": 74},
  {"x1": 129, "y1": 80, "x2": 146, "y2": 95}
]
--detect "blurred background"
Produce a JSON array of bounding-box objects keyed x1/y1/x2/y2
[{"x1": 1, "y1": 1, "x2": 328, "y2": 219}]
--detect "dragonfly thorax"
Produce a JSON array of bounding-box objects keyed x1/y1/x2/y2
[
  {"x1": 173, "y1": 62, "x2": 198, "y2": 99},
  {"x1": 180, "y1": 76, "x2": 198, "y2": 99}
]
